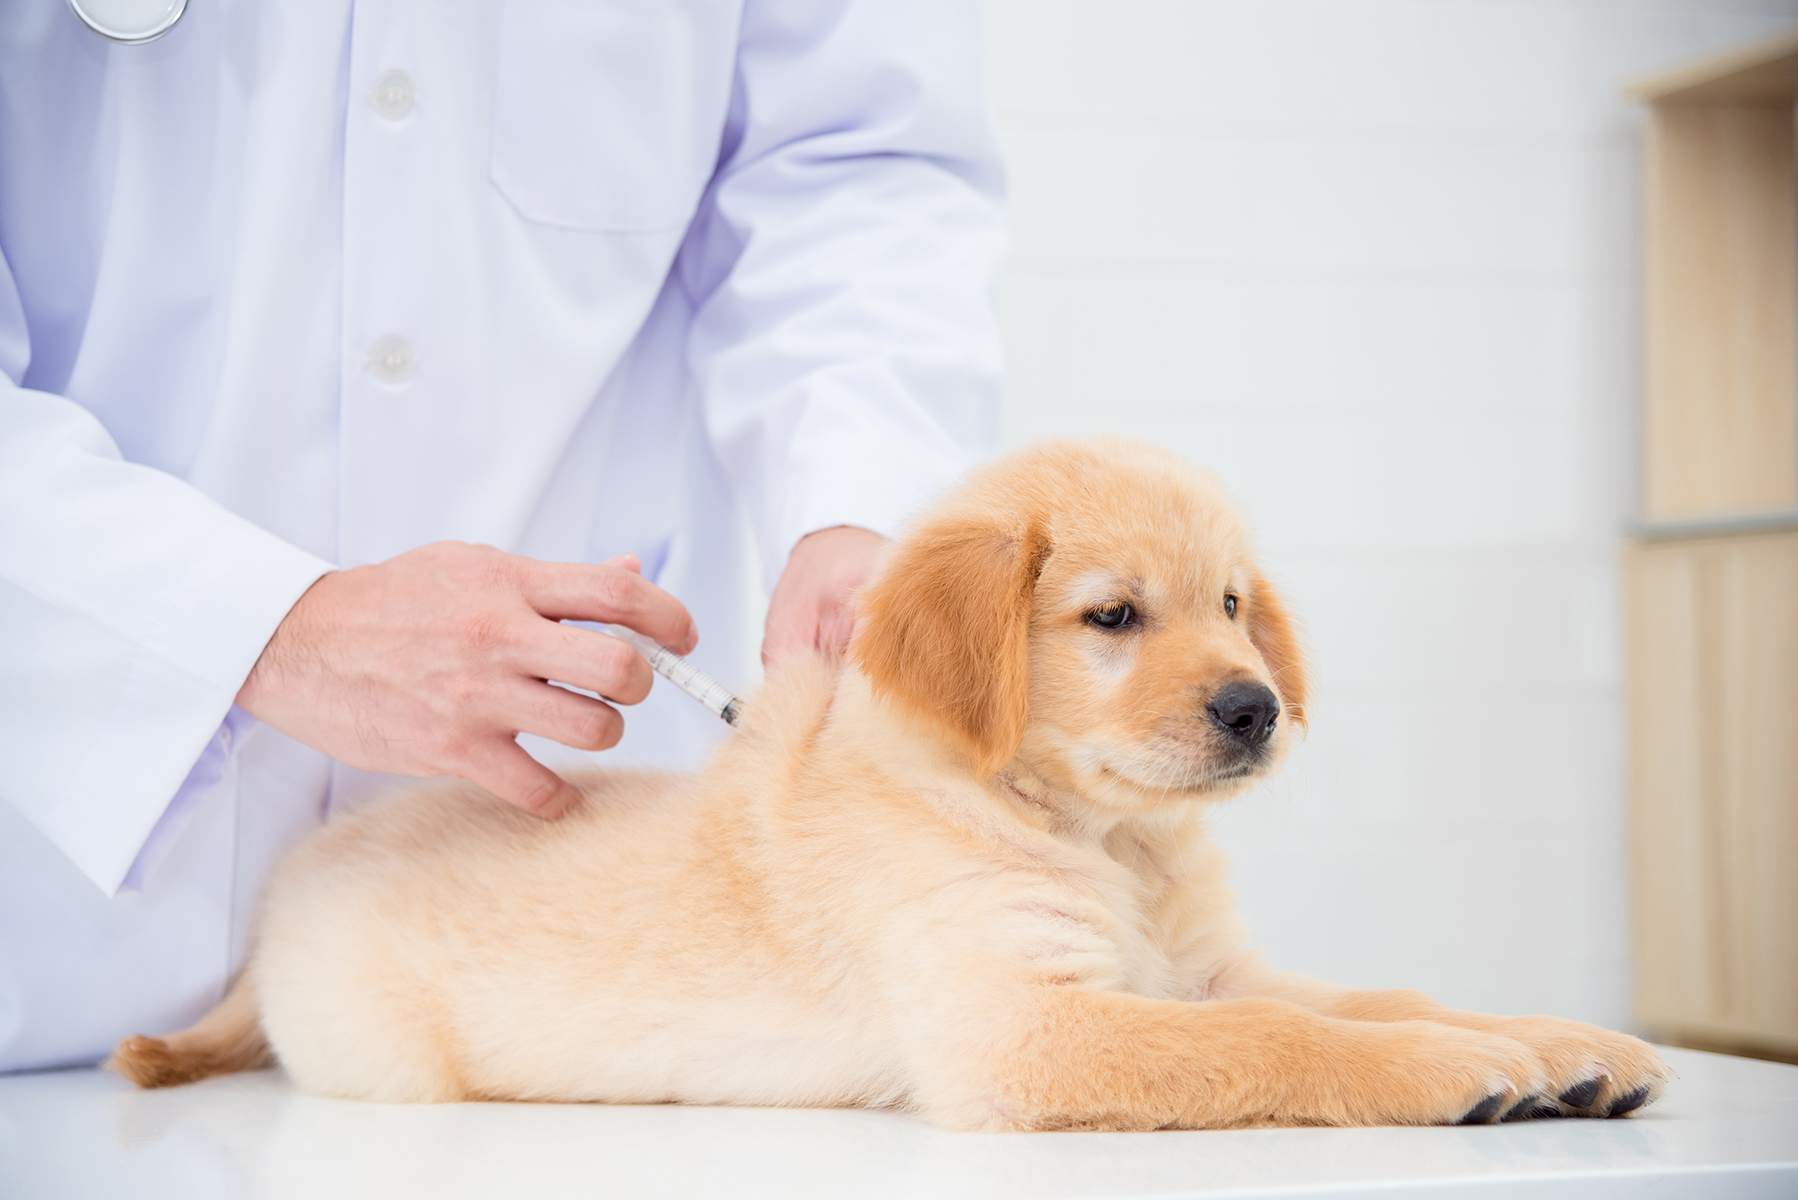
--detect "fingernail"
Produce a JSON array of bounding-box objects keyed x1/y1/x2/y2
[{"x1": 684, "y1": 620, "x2": 698, "y2": 653}]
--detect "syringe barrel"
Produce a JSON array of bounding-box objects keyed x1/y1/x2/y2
[{"x1": 604, "y1": 625, "x2": 745, "y2": 726}]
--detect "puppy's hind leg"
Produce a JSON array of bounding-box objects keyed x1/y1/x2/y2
[{"x1": 108, "y1": 973, "x2": 272, "y2": 1089}]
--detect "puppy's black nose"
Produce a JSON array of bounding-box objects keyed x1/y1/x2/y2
[{"x1": 1207, "y1": 681, "x2": 1279, "y2": 742}]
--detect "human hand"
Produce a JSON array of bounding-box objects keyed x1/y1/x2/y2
[
  {"x1": 762, "y1": 525, "x2": 887, "y2": 669},
  {"x1": 235, "y1": 542, "x2": 695, "y2": 819}
]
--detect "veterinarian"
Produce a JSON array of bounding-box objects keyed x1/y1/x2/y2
[{"x1": 0, "y1": 0, "x2": 1002, "y2": 1072}]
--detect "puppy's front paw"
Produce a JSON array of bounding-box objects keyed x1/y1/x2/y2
[
  {"x1": 1334, "y1": 1020, "x2": 1552, "y2": 1127},
  {"x1": 1485, "y1": 1016, "x2": 1669, "y2": 1119}
]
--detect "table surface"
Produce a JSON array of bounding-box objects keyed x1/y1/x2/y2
[{"x1": 3, "y1": 1046, "x2": 1794, "y2": 1200}]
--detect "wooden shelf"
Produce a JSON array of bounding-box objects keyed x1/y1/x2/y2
[{"x1": 1632, "y1": 508, "x2": 1798, "y2": 542}]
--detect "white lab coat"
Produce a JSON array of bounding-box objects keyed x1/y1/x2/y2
[{"x1": 0, "y1": 0, "x2": 1002, "y2": 1072}]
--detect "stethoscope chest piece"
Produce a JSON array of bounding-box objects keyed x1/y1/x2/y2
[{"x1": 66, "y1": 0, "x2": 187, "y2": 44}]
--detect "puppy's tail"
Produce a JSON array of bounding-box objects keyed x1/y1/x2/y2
[{"x1": 107, "y1": 973, "x2": 272, "y2": 1088}]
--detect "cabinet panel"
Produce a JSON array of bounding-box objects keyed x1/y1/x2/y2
[
  {"x1": 1642, "y1": 104, "x2": 1798, "y2": 520},
  {"x1": 1627, "y1": 543, "x2": 1716, "y2": 1030},
  {"x1": 1626, "y1": 533, "x2": 1798, "y2": 1053},
  {"x1": 1716, "y1": 539, "x2": 1798, "y2": 1040}
]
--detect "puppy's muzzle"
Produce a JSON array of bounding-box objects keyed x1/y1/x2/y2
[{"x1": 1207, "y1": 681, "x2": 1280, "y2": 747}]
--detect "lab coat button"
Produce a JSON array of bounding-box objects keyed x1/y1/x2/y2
[
  {"x1": 372, "y1": 71, "x2": 416, "y2": 120},
  {"x1": 367, "y1": 336, "x2": 417, "y2": 385}
]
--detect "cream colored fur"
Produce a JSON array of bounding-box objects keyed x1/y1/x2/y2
[{"x1": 112, "y1": 437, "x2": 1667, "y2": 1129}]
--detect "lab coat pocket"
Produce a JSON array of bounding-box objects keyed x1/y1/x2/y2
[{"x1": 490, "y1": 0, "x2": 735, "y2": 233}]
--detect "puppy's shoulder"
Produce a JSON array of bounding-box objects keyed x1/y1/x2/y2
[
  {"x1": 684, "y1": 654, "x2": 840, "y2": 792},
  {"x1": 732, "y1": 654, "x2": 839, "y2": 749}
]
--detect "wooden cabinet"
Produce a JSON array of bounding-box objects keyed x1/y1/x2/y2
[
  {"x1": 1627, "y1": 534, "x2": 1798, "y2": 1054},
  {"x1": 1625, "y1": 32, "x2": 1798, "y2": 1059}
]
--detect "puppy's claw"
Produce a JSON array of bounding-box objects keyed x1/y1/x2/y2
[
  {"x1": 1558, "y1": 1078, "x2": 1603, "y2": 1110},
  {"x1": 1457, "y1": 1091, "x2": 1510, "y2": 1125},
  {"x1": 1605, "y1": 1085, "x2": 1652, "y2": 1118},
  {"x1": 1500, "y1": 1095, "x2": 1561, "y2": 1122}
]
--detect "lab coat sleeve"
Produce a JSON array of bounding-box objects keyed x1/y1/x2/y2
[
  {"x1": 680, "y1": 0, "x2": 1006, "y2": 585},
  {"x1": 0, "y1": 251, "x2": 334, "y2": 897}
]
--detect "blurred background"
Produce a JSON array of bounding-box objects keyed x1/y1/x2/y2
[{"x1": 978, "y1": 0, "x2": 1798, "y2": 1038}]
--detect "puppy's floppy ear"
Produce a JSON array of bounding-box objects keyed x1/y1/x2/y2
[
  {"x1": 852, "y1": 515, "x2": 1051, "y2": 776},
  {"x1": 1247, "y1": 569, "x2": 1310, "y2": 729}
]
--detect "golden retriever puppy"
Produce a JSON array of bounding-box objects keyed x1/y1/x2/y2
[{"x1": 111, "y1": 437, "x2": 1667, "y2": 1129}]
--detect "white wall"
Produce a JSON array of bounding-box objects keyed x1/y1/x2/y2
[{"x1": 981, "y1": 0, "x2": 1798, "y2": 1030}]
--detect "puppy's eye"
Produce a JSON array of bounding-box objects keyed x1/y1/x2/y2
[
  {"x1": 1224, "y1": 594, "x2": 1239, "y2": 619},
  {"x1": 1087, "y1": 603, "x2": 1133, "y2": 630}
]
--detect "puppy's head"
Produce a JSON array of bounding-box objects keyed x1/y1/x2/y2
[{"x1": 852, "y1": 437, "x2": 1307, "y2": 813}]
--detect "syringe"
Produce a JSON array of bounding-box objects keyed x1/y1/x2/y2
[{"x1": 605, "y1": 625, "x2": 744, "y2": 727}]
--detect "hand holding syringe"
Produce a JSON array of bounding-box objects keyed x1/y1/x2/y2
[{"x1": 605, "y1": 625, "x2": 744, "y2": 727}]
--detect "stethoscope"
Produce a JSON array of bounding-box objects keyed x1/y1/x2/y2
[{"x1": 65, "y1": 0, "x2": 188, "y2": 44}]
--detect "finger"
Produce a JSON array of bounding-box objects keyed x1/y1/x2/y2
[
  {"x1": 510, "y1": 680, "x2": 625, "y2": 752},
  {"x1": 761, "y1": 606, "x2": 818, "y2": 670},
  {"x1": 519, "y1": 623, "x2": 655, "y2": 704},
  {"x1": 460, "y1": 737, "x2": 582, "y2": 820},
  {"x1": 602, "y1": 553, "x2": 641, "y2": 574},
  {"x1": 817, "y1": 601, "x2": 857, "y2": 658},
  {"x1": 521, "y1": 562, "x2": 697, "y2": 654}
]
